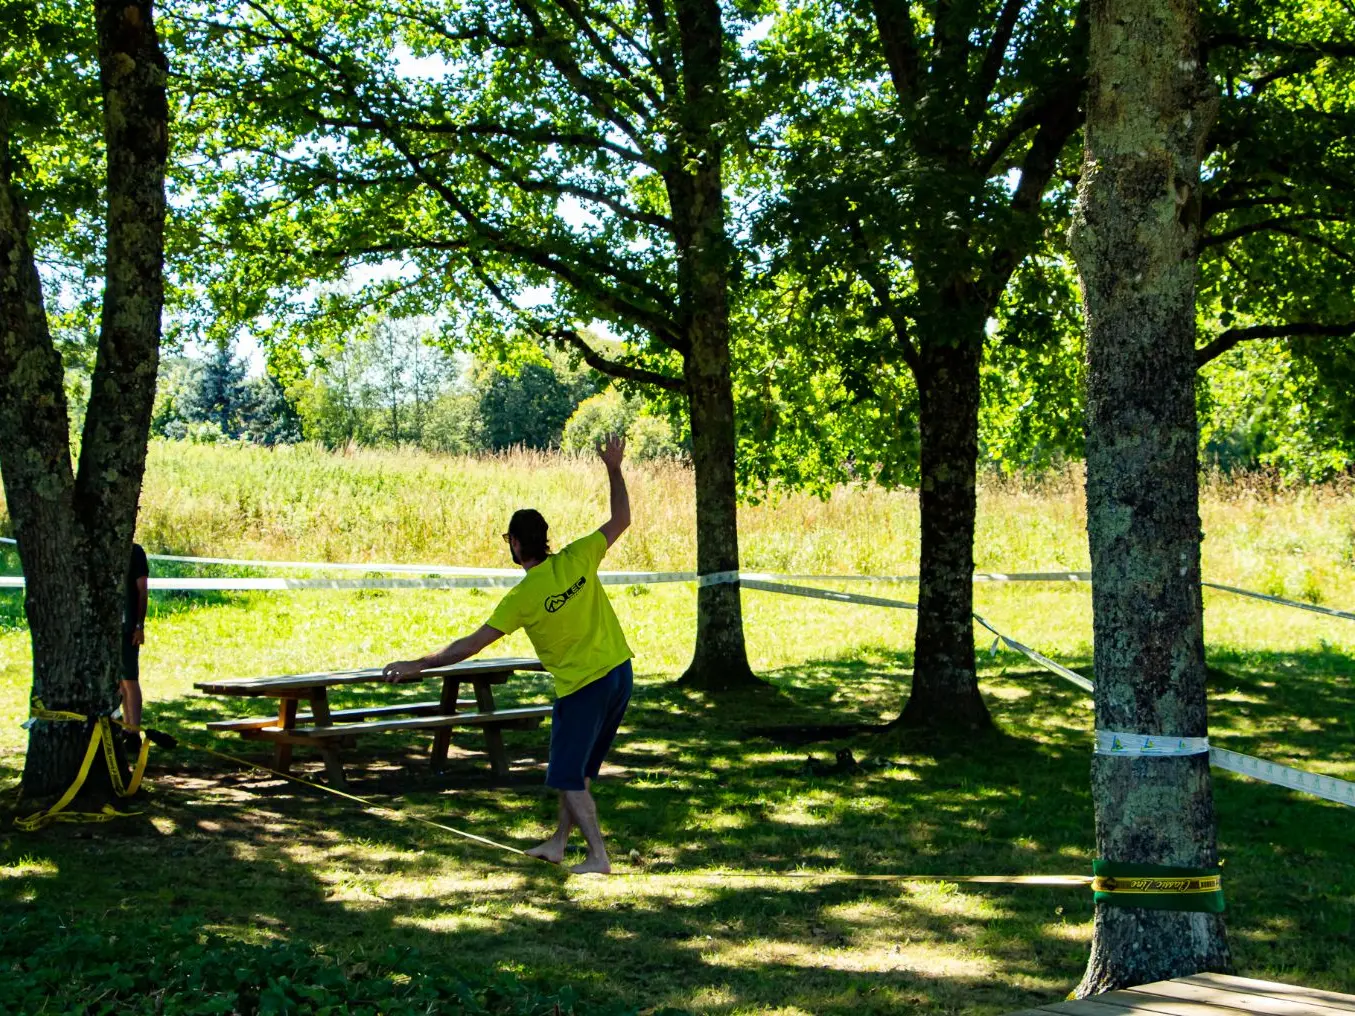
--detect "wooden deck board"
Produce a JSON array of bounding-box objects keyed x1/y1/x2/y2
[
  {"x1": 1181, "y1": 975, "x2": 1355, "y2": 1014},
  {"x1": 1007, "y1": 976, "x2": 1355, "y2": 1016},
  {"x1": 1126, "y1": 978, "x2": 1355, "y2": 1015}
]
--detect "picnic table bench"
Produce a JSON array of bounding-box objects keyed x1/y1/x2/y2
[{"x1": 196, "y1": 657, "x2": 549, "y2": 788}]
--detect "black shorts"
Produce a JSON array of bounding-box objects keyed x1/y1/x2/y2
[
  {"x1": 121, "y1": 634, "x2": 140, "y2": 683},
  {"x1": 546, "y1": 660, "x2": 632, "y2": 791}
]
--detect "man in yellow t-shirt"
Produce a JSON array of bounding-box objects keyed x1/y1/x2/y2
[{"x1": 382, "y1": 435, "x2": 634, "y2": 874}]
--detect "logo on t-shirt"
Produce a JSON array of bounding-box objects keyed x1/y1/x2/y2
[{"x1": 544, "y1": 576, "x2": 586, "y2": 613}]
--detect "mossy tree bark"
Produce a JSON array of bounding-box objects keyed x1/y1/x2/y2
[
  {"x1": 854, "y1": 2, "x2": 1084, "y2": 731},
  {"x1": 899, "y1": 326, "x2": 989, "y2": 729},
  {"x1": 1071, "y1": 0, "x2": 1229, "y2": 992},
  {"x1": 667, "y1": 0, "x2": 755, "y2": 691},
  {"x1": 0, "y1": 0, "x2": 168, "y2": 799}
]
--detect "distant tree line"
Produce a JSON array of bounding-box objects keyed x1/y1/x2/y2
[{"x1": 137, "y1": 322, "x2": 686, "y2": 459}]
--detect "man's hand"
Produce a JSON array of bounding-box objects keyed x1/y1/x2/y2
[
  {"x1": 598, "y1": 433, "x2": 631, "y2": 548},
  {"x1": 382, "y1": 659, "x2": 425, "y2": 683},
  {"x1": 597, "y1": 433, "x2": 626, "y2": 469},
  {"x1": 130, "y1": 626, "x2": 145, "y2": 647}
]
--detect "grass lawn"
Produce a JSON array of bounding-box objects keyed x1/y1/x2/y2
[
  {"x1": 2, "y1": 571, "x2": 1353, "y2": 1014},
  {"x1": 2, "y1": 449, "x2": 1354, "y2": 1013}
]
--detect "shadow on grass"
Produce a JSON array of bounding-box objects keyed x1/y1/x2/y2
[{"x1": 2, "y1": 642, "x2": 1353, "y2": 1014}]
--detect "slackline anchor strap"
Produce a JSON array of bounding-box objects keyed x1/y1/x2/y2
[
  {"x1": 13, "y1": 699, "x2": 160, "y2": 831},
  {"x1": 1092, "y1": 859, "x2": 1225, "y2": 913}
]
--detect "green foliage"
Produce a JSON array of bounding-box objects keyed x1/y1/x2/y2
[
  {"x1": 1201, "y1": 340, "x2": 1355, "y2": 479},
  {"x1": 0, "y1": 915, "x2": 634, "y2": 1016},
  {"x1": 980, "y1": 256, "x2": 1086, "y2": 474},
  {"x1": 476, "y1": 357, "x2": 596, "y2": 452},
  {"x1": 740, "y1": 0, "x2": 1085, "y2": 495},
  {"x1": 561, "y1": 390, "x2": 684, "y2": 460},
  {"x1": 167, "y1": 0, "x2": 749, "y2": 401}
]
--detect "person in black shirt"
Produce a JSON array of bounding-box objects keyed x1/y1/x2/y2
[{"x1": 122, "y1": 543, "x2": 149, "y2": 732}]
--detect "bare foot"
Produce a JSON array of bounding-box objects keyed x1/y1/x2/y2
[
  {"x1": 526, "y1": 839, "x2": 567, "y2": 864},
  {"x1": 569, "y1": 854, "x2": 611, "y2": 875}
]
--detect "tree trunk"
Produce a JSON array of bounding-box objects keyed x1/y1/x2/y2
[
  {"x1": 680, "y1": 341, "x2": 758, "y2": 690},
  {"x1": 1071, "y1": 0, "x2": 1228, "y2": 992},
  {"x1": 898, "y1": 313, "x2": 992, "y2": 730},
  {"x1": 669, "y1": 0, "x2": 758, "y2": 692},
  {"x1": 0, "y1": 0, "x2": 169, "y2": 801}
]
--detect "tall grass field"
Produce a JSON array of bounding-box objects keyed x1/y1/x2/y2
[{"x1": 1, "y1": 441, "x2": 1352, "y2": 1015}]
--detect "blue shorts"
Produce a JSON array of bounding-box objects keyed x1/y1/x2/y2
[{"x1": 546, "y1": 660, "x2": 633, "y2": 791}]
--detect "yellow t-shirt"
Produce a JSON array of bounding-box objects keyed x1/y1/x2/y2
[{"x1": 486, "y1": 531, "x2": 633, "y2": 698}]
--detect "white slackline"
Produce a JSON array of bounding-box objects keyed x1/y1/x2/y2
[
  {"x1": 4, "y1": 537, "x2": 1352, "y2": 807},
  {"x1": 1208, "y1": 747, "x2": 1355, "y2": 807},
  {"x1": 1201, "y1": 581, "x2": 1355, "y2": 624},
  {"x1": 5, "y1": 535, "x2": 1354, "y2": 624},
  {"x1": 739, "y1": 579, "x2": 1354, "y2": 809},
  {"x1": 0, "y1": 573, "x2": 702, "y2": 591},
  {"x1": 738, "y1": 578, "x2": 919, "y2": 611},
  {"x1": 1095, "y1": 731, "x2": 1210, "y2": 756}
]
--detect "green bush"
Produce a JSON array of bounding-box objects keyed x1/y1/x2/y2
[
  {"x1": 0, "y1": 914, "x2": 664, "y2": 1016},
  {"x1": 562, "y1": 392, "x2": 684, "y2": 461}
]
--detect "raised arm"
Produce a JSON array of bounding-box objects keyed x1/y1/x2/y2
[
  {"x1": 381, "y1": 624, "x2": 505, "y2": 682},
  {"x1": 597, "y1": 434, "x2": 630, "y2": 548}
]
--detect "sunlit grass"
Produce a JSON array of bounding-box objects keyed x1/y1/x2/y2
[{"x1": 1, "y1": 447, "x2": 1353, "y2": 1013}]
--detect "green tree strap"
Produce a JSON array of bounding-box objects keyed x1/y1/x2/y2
[{"x1": 1093, "y1": 859, "x2": 1225, "y2": 914}]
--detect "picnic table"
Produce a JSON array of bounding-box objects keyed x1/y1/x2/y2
[{"x1": 196, "y1": 657, "x2": 549, "y2": 788}]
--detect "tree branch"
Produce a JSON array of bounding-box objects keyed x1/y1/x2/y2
[
  {"x1": 469, "y1": 148, "x2": 676, "y2": 234},
  {"x1": 967, "y1": 0, "x2": 1025, "y2": 124},
  {"x1": 1196, "y1": 321, "x2": 1355, "y2": 367},
  {"x1": 467, "y1": 257, "x2": 686, "y2": 390},
  {"x1": 982, "y1": 85, "x2": 1083, "y2": 309},
  {"x1": 1207, "y1": 33, "x2": 1355, "y2": 59},
  {"x1": 1202, "y1": 213, "x2": 1350, "y2": 248},
  {"x1": 847, "y1": 216, "x2": 920, "y2": 375},
  {"x1": 550, "y1": 328, "x2": 685, "y2": 390},
  {"x1": 550, "y1": 0, "x2": 664, "y2": 111},
  {"x1": 870, "y1": 0, "x2": 921, "y2": 102},
  {"x1": 510, "y1": 0, "x2": 649, "y2": 147}
]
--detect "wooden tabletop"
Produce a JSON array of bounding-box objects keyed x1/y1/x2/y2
[
  {"x1": 1006, "y1": 972, "x2": 1355, "y2": 1016},
  {"x1": 194, "y1": 656, "x2": 545, "y2": 696}
]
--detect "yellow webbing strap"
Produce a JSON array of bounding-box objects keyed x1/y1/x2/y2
[{"x1": 14, "y1": 700, "x2": 149, "y2": 831}]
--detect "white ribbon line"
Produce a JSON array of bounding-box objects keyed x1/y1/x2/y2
[
  {"x1": 737, "y1": 582, "x2": 1353, "y2": 809},
  {"x1": 3, "y1": 546, "x2": 1351, "y2": 808},
  {"x1": 1095, "y1": 730, "x2": 1210, "y2": 756},
  {"x1": 1201, "y1": 581, "x2": 1355, "y2": 623},
  {"x1": 738, "y1": 578, "x2": 919, "y2": 611},
  {"x1": 0, "y1": 573, "x2": 707, "y2": 591},
  {"x1": 1209, "y1": 747, "x2": 1355, "y2": 807}
]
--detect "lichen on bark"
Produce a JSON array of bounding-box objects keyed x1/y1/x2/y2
[{"x1": 1072, "y1": 0, "x2": 1230, "y2": 993}]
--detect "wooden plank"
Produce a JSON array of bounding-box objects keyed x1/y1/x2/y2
[
  {"x1": 1005, "y1": 978, "x2": 1355, "y2": 1016},
  {"x1": 1180, "y1": 975, "x2": 1355, "y2": 1013},
  {"x1": 1104, "y1": 989, "x2": 1276, "y2": 1015},
  {"x1": 473, "y1": 681, "x2": 508, "y2": 779},
  {"x1": 273, "y1": 698, "x2": 297, "y2": 771},
  {"x1": 301, "y1": 706, "x2": 552, "y2": 739},
  {"x1": 195, "y1": 657, "x2": 544, "y2": 696},
  {"x1": 1128, "y1": 979, "x2": 1355, "y2": 1015},
  {"x1": 1036, "y1": 1000, "x2": 1146, "y2": 1014},
  {"x1": 308, "y1": 689, "x2": 349, "y2": 789},
  {"x1": 430, "y1": 678, "x2": 461, "y2": 768},
  {"x1": 207, "y1": 699, "x2": 477, "y2": 731}
]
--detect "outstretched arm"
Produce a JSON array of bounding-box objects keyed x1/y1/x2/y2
[
  {"x1": 382, "y1": 624, "x2": 505, "y2": 682},
  {"x1": 597, "y1": 434, "x2": 630, "y2": 549}
]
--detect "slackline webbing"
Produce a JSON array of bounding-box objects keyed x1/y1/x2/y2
[
  {"x1": 5, "y1": 537, "x2": 1349, "y2": 807},
  {"x1": 141, "y1": 732, "x2": 1103, "y2": 889}
]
